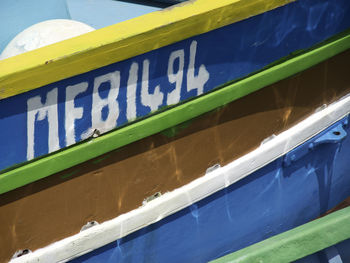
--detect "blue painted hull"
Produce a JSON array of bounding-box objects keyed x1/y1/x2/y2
[
  {"x1": 297, "y1": 239, "x2": 350, "y2": 263},
  {"x1": 1, "y1": 0, "x2": 350, "y2": 172},
  {"x1": 70, "y1": 115, "x2": 350, "y2": 262}
]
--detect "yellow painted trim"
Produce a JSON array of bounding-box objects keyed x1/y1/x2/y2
[{"x1": 0, "y1": 0, "x2": 293, "y2": 100}]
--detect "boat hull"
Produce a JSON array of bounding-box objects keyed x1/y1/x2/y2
[
  {"x1": 4, "y1": 49, "x2": 350, "y2": 262},
  {"x1": 1, "y1": 0, "x2": 350, "y2": 172},
  {"x1": 69, "y1": 115, "x2": 350, "y2": 263}
]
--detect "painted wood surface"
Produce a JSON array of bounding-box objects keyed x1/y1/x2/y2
[
  {"x1": 0, "y1": 0, "x2": 293, "y2": 99},
  {"x1": 211, "y1": 206, "x2": 350, "y2": 263},
  {"x1": 0, "y1": 0, "x2": 349, "y2": 174},
  {"x1": 18, "y1": 114, "x2": 350, "y2": 263},
  {"x1": 69, "y1": 116, "x2": 350, "y2": 263},
  {"x1": 2, "y1": 50, "x2": 350, "y2": 263}
]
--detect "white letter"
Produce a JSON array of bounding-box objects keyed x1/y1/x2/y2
[
  {"x1": 27, "y1": 88, "x2": 59, "y2": 160},
  {"x1": 167, "y1": 49, "x2": 184, "y2": 105},
  {"x1": 92, "y1": 71, "x2": 120, "y2": 134},
  {"x1": 187, "y1": 40, "x2": 209, "y2": 95},
  {"x1": 65, "y1": 82, "x2": 88, "y2": 146},
  {"x1": 126, "y1": 62, "x2": 138, "y2": 121},
  {"x1": 141, "y1": 59, "x2": 164, "y2": 112}
]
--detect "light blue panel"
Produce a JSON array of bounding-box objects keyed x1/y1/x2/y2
[
  {"x1": 66, "y1": 0, "x2": 162, "y2": 29},
  {"x1": 0, "y1": 0, "x2": 164, "y2": 53},
  {"x1": 0, "y1": 0, "x2": 70, "y2": 52},
  {"x1": 157, "y1": 0, "x2": 186, "y2": 2},
  {"x1": 151, "y1": 0, "x2": 185, "y2": 3}
]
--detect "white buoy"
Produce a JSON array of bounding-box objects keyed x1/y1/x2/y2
[{"x1": 0, "y1": 19, "x2": 95, "y2": 59}]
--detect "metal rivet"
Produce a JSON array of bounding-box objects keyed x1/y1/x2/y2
[
  {"x1": 80, "y1": 221, "x2": 99, "y2": 232},
  {"x1": 143, "y1": 192, "x2": 162, "y2": 205},
  {"x1": 206, "y1": 164, "x2": 221, "y2": 174}
]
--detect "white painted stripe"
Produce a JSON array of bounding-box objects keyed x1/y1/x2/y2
[{"x1": 11, "y1": 93, "x2": 350, "y2": 263}]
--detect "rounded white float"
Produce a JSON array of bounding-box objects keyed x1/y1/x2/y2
[{"x1": 0, "y1": 19, "x2": 95, "y2": 59}]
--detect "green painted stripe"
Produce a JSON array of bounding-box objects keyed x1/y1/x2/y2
[
  {"x1": 0, "y1": 32, "x2": 349, "y2": 195},
  {"x1": 211, "y1": 207, "x2": 350, "y2": 263}
]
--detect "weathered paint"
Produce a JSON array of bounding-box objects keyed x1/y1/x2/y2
[
  {"x1": 211, "y1": 207, "x2": 350, "y2": 263},
  {"x1": 62, "y1": 115, "x2": 350, "y2": 263},
  {"x1": 1, "y1": 0, "x2": 350, "y2": 175},
  {"x1": 0, "y1": 0, "x2": 294, "y2": 99},
  {"x1": 0, "y1": 30, "x2": 349, "y2": 195},
  {"x1": 2, "y1": 50, "x2": 350, "y2": 262}
]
